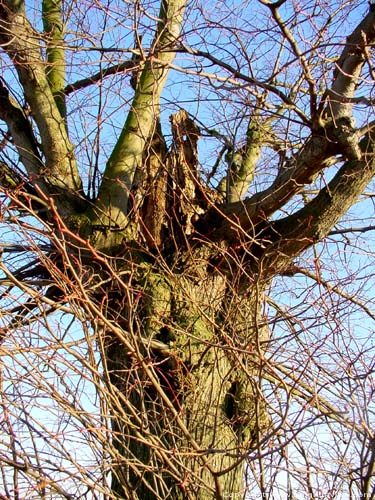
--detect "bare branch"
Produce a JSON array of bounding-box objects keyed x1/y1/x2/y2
[
  {"x1": 292, "y1": 266, "x2": 375, "y2": 323},
  {"x1": 64, "y1": 60, "x2": 136, "y2": 95},
  {"x1": 264, "y1": 362, "x2": 364, "y2": 436},
  {"x1": 0, "y1": 0, "x2": 83, "y2": 209},
  {"x1": 209, "y1": 133, "x2": 334, "y2": 241},
  {"x1": 180, "y1": 43, "x2": 310, "y2": 125},
  {"x1": 330, "y1": 7, "x2": 375, "y2": 122},
  {"x1": 91, "y1": 0, "x2": 187, "y2": 229},
  {"x1": 220, "y1": 113, "x2": 271, "y2": 204},
  {"x1": 0, "y1": 80, "x2": 43, "y2": 181},
  {"x1": 268, "y1": 133, "x2": 375, "y2": 268},
  {"x1": 208, "y1": 7, "x2": 375, "y2": 242}
]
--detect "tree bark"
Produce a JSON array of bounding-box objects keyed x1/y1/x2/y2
[{"x1": 97, "y1": 253, "x2": 270, "y2": 500}]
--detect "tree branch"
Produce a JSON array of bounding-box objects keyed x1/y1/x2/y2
[
  {"x1": 42, "y1": 0, "x2": 66, "y2": 119},
  {"x1": 321, "y1": 7, "x2": 375, "y2": 163},
  {"x1": 0, "y1": 0, "x2": 83, "y2": 211},
  {"x1": 292, "y1": 266, "x2": 375, "y2": 322},
  {"x1": 180, "y1": 43, "x2": 310, "y2": 125},
  {"x1": 208, "y1": 6, "x2": 375, "y2": 242},
  {"x1": 219, "y1": 113, "x2": 272, "y2": 204},
  {"x1": 263, "y1": 362, "x2": 365, "y2": 436},
  {"x1": 330, "y1": 7, "x2": 375, "y2": 122},
  {"x1": 0, "y1": 79, "x2": 43, "y2": 181},
  {"x1": 209, "y1": 133, "x2": 334, "y2": 241},
  {"x1": 64, "y1": 60, "x2": 136, "y2": 95},
  {"x1": 91, "y1": 0, "x2": 187, "y2": 227},
  {"x1": 267, "y1": 133, "x2": 375, "y2": 269}
]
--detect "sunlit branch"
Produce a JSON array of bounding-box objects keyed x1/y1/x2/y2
[
  {"x1": 93, "y1": 0, "x2": 187, "y2": 226},
  {"x1": 179, "y1": 43, "x2": 310, "y2": 125},
  {"x1": 0, "y1": 0, "x2": 83, "y2": 210},
  {"x1": 42, "y1": 0, "x2": 67, "y2": 119},
  {"x1": 263, "y1": 362, "x2": 365, "y2": 436},
  {"x1": 210, "y1": 7, "x2": 375, "y2": 244},
  {"x1": 0, "y1": 80, "x2": 43, "y2": 181},
  {"x1": 291, "y1": 266, "x2": 375, "y2": 323}
]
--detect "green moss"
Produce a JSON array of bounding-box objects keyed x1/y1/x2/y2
[
  {"x1": 140, "y1": 268, "x2": 172, "y2": 338},
  {"x1": 66, "y1": 213, "x2": 92, "y2": 237}
]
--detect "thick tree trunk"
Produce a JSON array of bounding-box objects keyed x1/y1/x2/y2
[{"x1": 96, "y1": 252, "x2": 270, "y2": 500}]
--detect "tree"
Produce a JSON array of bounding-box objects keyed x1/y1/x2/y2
[{"x1": 1, "y1": 0, "x2": 375, "y2": 498}]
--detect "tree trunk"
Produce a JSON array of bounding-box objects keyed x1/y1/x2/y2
[{"x1": 98, "y1": 252, "x2": 270, "y2": 500}]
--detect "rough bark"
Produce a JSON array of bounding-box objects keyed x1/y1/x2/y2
[
  {"x1": 96, "y1": 251, "x2": 269, "y2": 500},
  {"x1": 87, "y1": 109, "x2": 270, "y2": 500}
]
